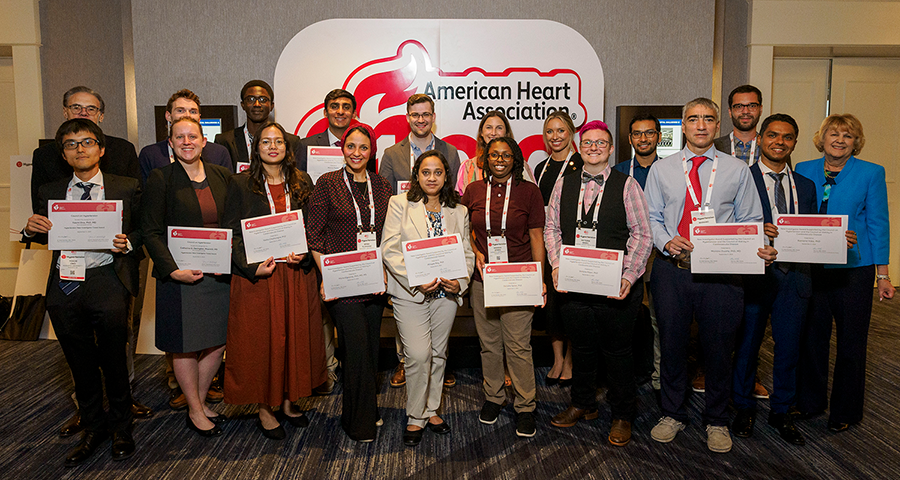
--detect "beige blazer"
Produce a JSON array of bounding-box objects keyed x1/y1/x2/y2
[{"x1": 381, "y1": 195, "x2": 475, "y2": 305}]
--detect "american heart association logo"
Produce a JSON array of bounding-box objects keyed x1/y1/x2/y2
[
  {"x1": 172, "y1": 230, "x2": 179, "y2": 237},
  {"x1": 694, "y1": 227, "x2": 701, "y2": 235},
  {"x1": 778, "y1": 218, "x2": 785, "y2": 225},
  {"x1": 61, "y1": 254, "x2": 66, "y2": 259},
  {"x1": 53, "y1": 204, "x2": 60, "y2": 211},
  {"x1": 564, "y1": 248, "x2": 570, "y2": 255}
]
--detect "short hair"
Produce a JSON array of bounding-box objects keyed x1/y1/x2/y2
[
  {"x1": 324, "y1": 89, "x2": 357, "y2": 113},
  {"x1": 759, "y1": 113, "x2": 799, "y2": 137},
  {"x1": 682, "y1": 98, "x2": 720, "y2": 123},
  {"x1": 240, "y1": 80, "x2": 274, "y2": 101},
  {"x1": 542, "y1": 111, "x2": 577, "y2": 153},
  {"x1": 407, "y1": 149, "x2": 460, "y2": 208},
  {"x1": 341, "y1": 123, "x2": 378, "y2": 164},
  {"x1": 482, "y1": 137, "x2": 526, "y2": 185},
  {"x1": 628, "y1": 112, "x2": 661, "y2": 133},
  {"x1": 63, "y1": 86, "x2": 105, "y2": 113},
  {"x1": 813, "y1": 114, "x2": 865, "y2": 155},
  {"x1": 579, "y1": 120, "x2": 613, "y2": 145},
  {"x1": 406, "y1": 93, "x2": 434, "y2": 112},
  {"x1": 166, "y1": 89, "x2": 201, "y2": 113},
  {"x1": 56, "y1": 118, "x2": 106, "y2": 150},
  {"x1": 168, "y1": 117, "x2": 203, "y2": 139},
  {"x1": 728, "y1": 85, "x2": 763, "y2": 107},
  {"x1": 476, "y1": 110, "x2": 514, "y2": 152}
]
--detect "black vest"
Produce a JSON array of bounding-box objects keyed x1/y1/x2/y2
[{"x1": 559, "y1": 167, "x2": 630, "y2": 253}]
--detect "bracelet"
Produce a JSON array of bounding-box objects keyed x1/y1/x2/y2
[{"x1": 876, "y1": 274, "x2": 891, "y2": 281}]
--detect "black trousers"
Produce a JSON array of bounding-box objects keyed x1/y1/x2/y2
[
  {"x1": 327, "y1": 297, "x2": 385, "y2": 441},
  {"x1": 47, "y1": 264, "x2": 133, "y2": 433},
  {"x1": 562, "y1": 286, "x2": 642, "y2": 420},
  {"x1": 797, "y1": 265, "x2": 874, "y2": 424}
]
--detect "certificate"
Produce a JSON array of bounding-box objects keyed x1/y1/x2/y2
[
  {"x1": 690, "y1": 223, "x2": 764, "y2": 275},
  {"x1": 321, "y1": 249, "x2": 384, "y2": 299},
  {"x1": 402, "y1": 233, "x2": 469, "y2": 287},
  {"x1": 241, "y1": 211, "x2": 308, "y2": 264},
  {"x1": 307, "y1": 146, "x2": 345, "y2": 183},
  {"x1": 774, "y1": 214, "x2": 848, "y2": 264},
  {"x1": 482, "y1": 262, "x2": 543, "y2": 308},
  {"x1": 167, "y1": 227, "x2": 232, "y2": 274},
  {"x1": 47, "y1": 200, "x2": 122, "y2": 250},
  {"x1": 557, "y1": 246, "x2": 624, "y2": 296}
]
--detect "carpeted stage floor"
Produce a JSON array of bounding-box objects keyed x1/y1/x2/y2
[{"x1": 1, "y1": 291, "x2": 898, "y2": 479}]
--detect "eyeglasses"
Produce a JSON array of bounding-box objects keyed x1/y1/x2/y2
[
  {"x1": 488, "y1": 152, "x2": 513, "y2": 161},
  {"x1": 408, "y1": 113, "x2": 434, "y2": 120},
  {"x1": 731, "y1": 102, "x2": 760, "y2": 111},
  {"x1": 580, "y1": 139, "x2": 611, "y2": 149},
  {"x1": 260, "y1": 138, "x2": 285, "y2": 148},
  {"x1": 66, "y1": 104, "x2": 101, "y2": 115},
  {"x1": 630, "y1": 130, "x2": 658, "y2": 139},
  {"x1": 243, "y1": 95, "x2": 271, "y2": 105},
  {"x1": 62, "y1": 138, "x2": 100, "y2": 150}
]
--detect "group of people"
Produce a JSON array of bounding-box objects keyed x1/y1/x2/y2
[{"x1": 23, "y1": 81, "x2": 892, "y2": 466}]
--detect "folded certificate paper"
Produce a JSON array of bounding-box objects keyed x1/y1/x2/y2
[
  {"x1": 241, "y1": 211, "x2": 308, "y2": 264},
  {"x1": 307, "y1": 146, "x2": 345, "y2": 183},
  {"x1": 47, "y1": 200, "x2": 122, "y2": 250},
  {"x1": 167, "y1": 227, "x2": 232, "y2": 274},
  {"x1": 401, "y1": 234, "x2": 469, "y2": 287},
  {"x1": 482, "y1": 262, "x2": 543, "y2": 308},
  {"x1": 557, "y1": 246, "x2": 624, "y2": 296},
  {"x1": 774, "y1": 214, "x2": 848, "y2": 264},
  {"x1": 321, "y1": 249, "x2": 384, "y2": 299},
  {"x1": 690, "y1": 223, "x2": 764, "y2": 275}
]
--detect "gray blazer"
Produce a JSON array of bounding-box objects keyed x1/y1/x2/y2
[{"x1": 379, "y1": 136, "x2": 461, "y2": 194}]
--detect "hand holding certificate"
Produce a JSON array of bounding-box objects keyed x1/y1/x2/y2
[
  {"x1": 690, "y1": 223, "x2": 765, "y2": 274},
  {"x1": 557, "y1": 246, "x2": 624, "y2": 297},
  {"x1": 321, "y1": 249, "x2": 385, "y2": 300},
  {"x1": 241, "y1": 211, "x2": 308, "y2": 264},
  {"x1": 47, "y1": 200, "x2": 122, "y2": 250},
  {"x1": 307, "y1": 146, "x2": 346, "y2": 183},
  {"x1": 482, "y1": 262, "x2": 543, "y2": 308},
  {"x1": 401, "y1": 234, "x2": 468, "y2": 287},
  {"x1": 168, "y1": 227, "x2": 232, "y2": 274},
  {"x1": 774, "y1": 214, "x2": 848, "y2": 264}
]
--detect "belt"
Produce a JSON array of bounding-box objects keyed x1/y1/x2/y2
[{"x1": 657, "y1": 250, "x2": 691, "y2": 270}]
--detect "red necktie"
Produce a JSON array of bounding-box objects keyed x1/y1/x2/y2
[{"x1": 677, "y1": 156, "x2": 705, "y2": 240}]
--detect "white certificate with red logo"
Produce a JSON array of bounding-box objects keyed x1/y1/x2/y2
[
  {"x1": 557, "y1": 246, "x2": 624, "y2": 296},
  {"x1": 774, "y1": 214, "x2": 848, "y2": 264},
  {"x1": 401, "y1": 233, "x2": 468, "y2": 287},
  {"x1": 47, "y1": 200, "x2": 122, "y2": 250},
  {"x1": 690, "y1": 223, "x2": 765, "y2": 275},
  {"x1": 241, "y1": 211, "x2": 308, "y2": 264},
  {"x1": 321, "y1": 249, "x2": 384, "y2": 299},
  {"x1": 307, "y1": 146, "x2": 345, "y2": 183},
  {"x1": 482, "y1": 262, "x2": 543, "y2": 308},
  {"x1": 167, "y1": 227, "x2": 232, "y2": 274}
]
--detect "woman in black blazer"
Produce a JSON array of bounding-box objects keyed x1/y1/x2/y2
[{"x1": 142, "y1": 117, "x2": 232, "y2": 437}]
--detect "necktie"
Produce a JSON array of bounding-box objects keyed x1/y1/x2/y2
[
  {"x1": 59, "y1": 182, "x2": 94, "y2": 295},
  {"x1": 334, "y1": 140, "x2": 343, "y2": 147},
  {"x1": 677, "y1": 156, "x2": 705, "y2": 240},
  {"x1": 76, "y1": 182, "x2": 93, "y2": 200},
  {"x1": 767, "y1": 172, "x2": 787, "y2": 214},
  {"x1": 581, "y1": 172, "x2": 604, "y2": 185}
]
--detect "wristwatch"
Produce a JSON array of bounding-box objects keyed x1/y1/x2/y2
[{"x1": 876, "y1": 274, "x2": 891, "y2": 281}]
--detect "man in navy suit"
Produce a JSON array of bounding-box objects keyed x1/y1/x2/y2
[
  {"x1": 296, "y1": 88, "x2": 357, "y2": 173},
  {"x1": 731, "y1": 114, "x2": 817, "y2": 445}
]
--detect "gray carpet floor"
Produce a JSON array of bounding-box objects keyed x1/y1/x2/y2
[{"x1": 1, "y1": 291, "x2": 898, "y2": 479}]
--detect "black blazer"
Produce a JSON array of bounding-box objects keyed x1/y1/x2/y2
[
  {"x1": 25, "y1": 173, "x2": 142, "y2": 296},
  {"x1": 749, "y1": 162, "x2": 818, "y2": 223},
  {"x1": 296, "y1": 131, "x2": 330, "y2": 173},
  {"x1": 221, "y1": 172, "x2": 315, "y2": 281},
  {"x1": 142, "y1": 160, "x2": 231, "y2": 279},
  {"x1": 214, "y1": 125, "x2": 302, "y2": 173}
]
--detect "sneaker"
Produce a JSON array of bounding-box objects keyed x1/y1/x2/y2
[
  {"x1": 706, "y1": 425, "x2": 733, "y2": 453},
  {"x1": 479, "y1": 401, "x2": 505, "y2": 425},
  {"x1": 515, "y1": 412, "x2": 536, "y2": 438},
  {"x1": 753, "y1": 380, "x2": 770, "y2": 399},
  {"x1": 692, "y1": 373, "x2": 705, "y2": 393},
  {"x1": 651, "y1": 416, "x2": 686, "y2": 443}
]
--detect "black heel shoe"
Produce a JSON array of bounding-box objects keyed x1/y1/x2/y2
[
  {"x1": 558, "y1": 378, "x2": 573, "y2": 388},
  {"x1": 207, "y1": 414, "x2": 228, "y2": 425},
  {"x1": 545, "y1": 374, "x2": 560, "y2": 387},
  {"x1": 186, "y1": 415, "x2": 223, "y2": 437},
  {"x1": 256, "y1": 420, "x2": 286, "y2": 440}
]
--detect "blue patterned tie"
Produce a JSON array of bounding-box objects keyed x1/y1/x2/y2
[
  {"x1": 59, "y1": 183, "x2": 93, "y2": 295},
  {"x1": 767, "y1": 173, "x2": 787, "y2": 214}
]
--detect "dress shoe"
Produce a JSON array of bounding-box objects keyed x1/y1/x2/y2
[
  {"x1": 207, "y1": 414, "x2": 228, "y2": 425},
  {"x1": 790, "y1": 408, "x2": 825, "y2": 420},
  {"x1": 64, "y1": 430, "x2": 109, "y2": 467},
  {"x1": 59, "y1": 412, "x2": 84, "y2": 438},
  {"x1": 557, "y1": 378, "x2": 573, "y2": 388},
  {"x1": 110, "y1": 429, "x2": 136, "y2": 461},
  {"x1": 768, "y1": 413, "x2": 805, "y2": 445},
  {"x1": 443, "y1": 372, "x2": 457, "y2": 388},
  {"x1": 545, "y1": 373, "x2": 560, "y2": 387},
  {"x1": 279, "y1": 411, "x2": 310, "y2": 428},
  {"x1": 131, "y1": 400, "x2": 154, "y2": 419},
  {"x1": 426, "y1": 420, "x2": 451, "y2": 435},
  {"x1": 186, "y1": 415, "x2": 223, "y2": 437},
  {"x1": 206, "y1": 384, "x2": 224, "y2": 404},
  {"x1": 390, "y1": 363, "x2": 406, "y2": 388},
  {"x1": 692, "y1": 372, "x2": 706, "y2": 393},
  {"x1": 608, "y1": 419, "x2": 632, "y2": 447},
  {"x1": 403, "y1": 427, "x2": 423, "y2": 446},
  {"x1": 169, "y1": 387, "x2": 188, "y2": 410},
  {"x1": 256, "y1": 419, "x2": 286, "y2": 440},
  {"x1": 551, "y1": 405, "x2": 599, "y2": 428},
  {"x1": 827, "y1": 420, "x2": 851, "y2": 433},
  {"x1": 732, "y1": 409, "x2": 756, "y2": 438}
]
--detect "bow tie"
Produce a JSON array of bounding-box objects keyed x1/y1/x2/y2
[{"x1": 581, "y1": 172, "x2": 604, "y2": 185}]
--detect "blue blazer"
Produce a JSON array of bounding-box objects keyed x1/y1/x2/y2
[
  {"x1": 749, "y1": 163, "x2": 818, "y2": 222},
  {"x1": 795, "y1": 156, "x2": 890, "y2": 268}
]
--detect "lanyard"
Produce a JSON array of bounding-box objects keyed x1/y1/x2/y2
[
  {"x1": 244, "y1": 127, "x2": 253, "y2": 159},
  {"x1": 764, "y1": 164, "x2": 799, "y2": 215},
  {"x1": 425, "y1": 207, "x2": 445, "y2": 238},
  {"x1": 730, "y1": 133, "x2": 757, "y2": 165},
  {"x1": 167, "y1": 144, "x2": 175, "y2": 164},
  {"x1": 576, "y1": 174, "x2": 605, "y2": 229},
  {"x1": 485, "y1": 177, "x2": 512, "y2": 237},
  {"x1": 682, "y1": 152, "x2": 719, "y2": 210},
  {"x1": 342, "y1": 168, "x2": 375, "y2": 232},
  {"x1": 537, "y1": 150, "x2": 573, "y2": 187},
  {"x1": 264, "y1": 178, "x2": 291, "y2": 215}
]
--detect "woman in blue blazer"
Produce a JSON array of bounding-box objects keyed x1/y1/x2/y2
[{"x1": 794, "y1": 114, "x2": 894, "y2": 433}]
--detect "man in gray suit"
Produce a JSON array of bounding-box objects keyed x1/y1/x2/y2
[
  {"x1": 296, "y1": 89, "x2": 357, "y2": 173},
  {"x1": 379, "y1": 94, "x2": 461, "y2": 195},
  {"x1": 713, "y1": 85, "x2": 763, "y2": 165}
]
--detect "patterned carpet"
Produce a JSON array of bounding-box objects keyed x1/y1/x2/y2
[{"x1": 0, "y1": 291, "x2": 898, "y2": 479}]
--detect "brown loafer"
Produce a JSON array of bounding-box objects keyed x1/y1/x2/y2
[
  {"x1": 608, "y1": 419, "x2": 632, "y2": 446},
  {"x1": 206, "y1": 385, "x2": 224, "y2": 404},
  {"x1": 551, "y1": 405, "x2": 599, "y2": 428},
  {"x1": 390, "y1": 363, "x2": 406, "y2": 388},
  {"x1": 168, "y1": 388, "x2": 188, "y2": 410},
  {"x1": 443, "y1": 372, "x2": 456, "y2": 388}
]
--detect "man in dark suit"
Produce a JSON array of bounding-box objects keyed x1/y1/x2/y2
[
  {"x1": 713, "y1": 84, "x2": 763, "y2": 165},
  {"x1": 139, "y1": 89, "x2": 233, "y2": 184},
  {"x1": 24, "y1": 119, "x2": 142, "y2": 466},
  {"x1": 296, "y1": 88, "x2": 357, "y2": 173},
  {"x1": 214, "y1": 80, "x2": 300, "y2": 172},
  {"x1": 731, "y1": 114, "x2": 816, "y2": 445}
]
